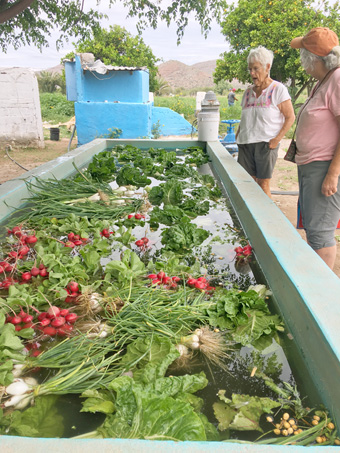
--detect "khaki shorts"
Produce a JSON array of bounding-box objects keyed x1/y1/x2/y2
[
  {"x1": 298, "y1": 160, "x2": 340, "y2": 250},
  {"x1": 237, "y1": 141, "x2": 279, "y2": 179}
]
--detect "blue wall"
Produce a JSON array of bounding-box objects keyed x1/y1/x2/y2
[
  {"x1": 75, "y1": 102, "x2": 152, "y2": 144},
  {"x1": 152, "y1": 107, "x2": 193, "y2": 136},
  {"x1": 65, "y1": 55, "x2": 194, "y2": 144}
]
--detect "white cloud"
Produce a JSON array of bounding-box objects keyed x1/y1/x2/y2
[{"x1": 0, "y1": 2, "x2": 228, "y2": 69}]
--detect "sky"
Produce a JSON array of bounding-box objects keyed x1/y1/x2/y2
[{"x1": 0, "y1": 2, "x2": 229, "y2": 70}]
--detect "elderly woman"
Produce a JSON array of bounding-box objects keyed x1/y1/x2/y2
[
  {"x1": 236, "y1": 46, "x2": 295, "y2": 197},
  {"x1": 290, "y1": 27, "x2": 340, "y2": 270}
]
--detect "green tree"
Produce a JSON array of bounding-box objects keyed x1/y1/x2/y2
[
  {"x1": 66, "y1": 25, "x2": 160, "y2": 92},
  {"x1": 214, "y1": 0, "x2": 340, "y2": 104},
  {"x1": 0, "y1": 0, "x2": 226, "y2": 52},
  {"x1": 37, "y1": 71, "x2": 66, "y2": 94}
]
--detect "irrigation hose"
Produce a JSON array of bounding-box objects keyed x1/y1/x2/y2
[
  {"x1": 68, "y1": 124, "x2": 77, "y2": 153},
  {"x1": 5, "y1": 148, "x2": 29, "y2": 171}
]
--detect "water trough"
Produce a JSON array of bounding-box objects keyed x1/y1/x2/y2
[{"x1": 0, "y1": 138, "x2": 339, "y2": 452}]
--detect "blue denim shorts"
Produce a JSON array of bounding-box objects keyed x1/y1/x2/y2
[
  {"x1": 237, "y1": 141, "x2": 279, "y2": 179},
  {"x1": 298, "y1": 160, "x2": 340, "y2": 249}
]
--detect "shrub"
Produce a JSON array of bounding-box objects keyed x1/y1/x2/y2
[{"x1": 40, "y1": 93, "x2": 74, "y2": 123}]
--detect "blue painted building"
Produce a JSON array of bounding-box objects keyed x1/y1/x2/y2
[{"x1": 64, "y1": 54, "x2": 193, "y2": 145}]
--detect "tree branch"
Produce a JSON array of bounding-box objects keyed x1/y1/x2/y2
[{"x1": 0, "y1": 0, "x2": 34, "y2": 23}]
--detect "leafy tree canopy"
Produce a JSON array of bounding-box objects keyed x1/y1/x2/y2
[
  {"x1": 65, "y1": 25, "x2": 160, "y2": 91},
  {"x1": 214, "y1": 0, "x2": 340, "y2": 103},
  {"x1": 0, "y1": 0, "x2": 226, "y2": 52}
]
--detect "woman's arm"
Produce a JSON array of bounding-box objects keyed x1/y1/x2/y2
[
  {"x1": 269, "y1": 99, "x2": 296, "y2": 149},
  {"x1": 321, "y1": 115, "x2": 340, "y2": 197}
]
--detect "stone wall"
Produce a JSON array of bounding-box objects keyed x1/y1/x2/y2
[{"x1": 0, "y1": 68, "x2": 44, "y2": 148}]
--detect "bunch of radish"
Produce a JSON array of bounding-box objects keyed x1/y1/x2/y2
[
  {"x1": 7, "y1": 226, "x2": 38, "y2": 246},
  {"x1": 147, "y1": 271, "x2": 180, "y2": 289},
  {"x1": 0, "y1": 277, "x2": 18, "y2": 289},
  {"x1": 127, "y1": 213, "x2": 145, "y2": 221},
  {"x1": 64, "y1": 232, "x2": 88, "y2": 248},
  {"x1": 36, "y1": 306, "x2": 78, "y2": 338},
  {"x1": 64, "y1": 281, "x2": 82, "y2": 303},
  {"x1": 186, "y1": 277, "x2": 215, "y2": 291},
  {"x1": 21, "y1": 263, "x2": 49, "y2": 283},
  {"x1": 100, "y1": 228, "x2": 114, "y2": 239},
  {"x1": 234, "y1": 244, "x2": 253, "y2": 262},
  {"x1": 135, "y1": 237, "x2": 150, "y2": 251},
  {"x1": 6, "y1": 308, "x2": 35, "y2": 331}
]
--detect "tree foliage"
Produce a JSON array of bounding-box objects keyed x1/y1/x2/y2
[
  {"x1": 0, "y1": 0, "x2": 226, "y2": 52},
  {"x1": 37, "y1": 71, "x2": 66, "y2": 94},
  {"x1": 214, "y1": 0, "x2": 340, "y2": 103},
  {"x1": 66, "y1": 25, "x2": 160, "y2": 91},
  {"x1": 0, "y1": 0, "x2": 103, "y2": 52}
]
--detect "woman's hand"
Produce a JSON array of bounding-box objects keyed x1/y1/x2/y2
[
  {"x1": 269, "y1": 137, "x2": 280, "y2": 149},
  {"x1": 322, "y1": 173, "x2": 339, "y2": 197}
]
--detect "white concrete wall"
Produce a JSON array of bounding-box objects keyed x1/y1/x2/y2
[{"x1": 0, "y1": 68, "x2": 44, "y2": 148}]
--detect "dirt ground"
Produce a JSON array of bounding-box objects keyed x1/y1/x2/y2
[{"x1": 1, "y1": 137, "x2": 339, "y2": 277}]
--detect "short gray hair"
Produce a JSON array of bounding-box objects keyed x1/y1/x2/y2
[
  {"x1": 300, "y1": 46, "x2": 340, "y2": 71},
  {"x1": 247, "y1": 46, "x2": 274, "y2": 69}
]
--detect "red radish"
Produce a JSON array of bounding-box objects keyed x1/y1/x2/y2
[
  {"x1": 67, "y1": 281, "x2": 79, "y2": 293},
  {"x1": 187, "y1": 278, "x2": 197, "y2": 286},
  {"x1": 134, "y1": 213, "x2": 142, "y2": 220},
  {"x1": 21, "y1": 272, "x2": 32, "y2": 282},
  {"x1": 141, "y1": 237, "x2": 149, "y2": 244},
  {"x1": 15, "y1": 325, "x2": 22, "y2": 331},
  {"x1": 135, "y1": 239, "x2": 144, "y2": 247},
  {"x1": 18, "y1": 246, "x2": 30, "y2": 256},
  {"x1": 151, "y1": 278, "x2": 161, "y2": 285},
  {"x1": 37, "y1": 312, "x2": 47, "y2": 321},
  {"x1": 243, "y1": 250, "x2": 252, "y2": 257},
  {"x1": 10, "y1": 316, "x2": 22, "y2": 325},
  {"x1": 170, "y1": 282, "x2": 178, "y2": 289},
  {"x1": 22, "y1": 322, "x2": 33, "y2": 329},
  {"x1": 59, "y1": 309, "x2": 69, "y2": 316},
  {"x1": 234, "y1": 246, "x2": 243, "y2": 254},
  {"x1": 6, "y1": 315, "x2": 13, "y2": 323},
  {"x1": 57, "y1": 325, "x2": 73, "y2": 336},
  {"x1": 39, "y1": 318, "x2": 51, "y2": 327},
  {"x1": 194, "y1": 281, "x2": 207, "y2": 290},
  {"x1": 22, "y1": 314, "x2": 33, "y2": 323},
  {"x1": 147, "y1": 274, "x2": 157, "y2": 279},
  {"x1": 51, "y1": 317, "x2": 66, "y2": 327},
  {"x1": 172, "y1": 276, "x2": 181, "y2": 283},
  {"x1": 30, "y1": 267, "x2": 40, "y2": 277},
  {"x1": 8, "y1": 251, "x2": 18, "y2": 259},
  {"x1": 31, "y1": 350, "x2": 42, "y2": 357},
  {"x1": 64, "y1": 295, "x2": 75, "y2": 304},
  {"x1": 128, "y1": 214, "x2": 134, "y2": 219},
  {"x1": 157, "y1": 271, "x2": 165, "y2": 280},
  {"x1": 74, "y1": 234, "x2": 80, "y2": 241},
  {"x1": 19, "y1": 235, "x2": 28, "y2": 244},
  {"x1": 0, "y1": 266, "x2": 5, "y2": 274},
  {"x1": 68, "y1": 232, "x2": 75, "y2": 241},
  {"x1": 43, "y1": 326, "x2": 57, "y2": 336},
  {"x1": 81, "y1": 237, "x2": 88, "y2": 242},
  {"x1": 65, "y1": 241, "x2": 75, "y2": 248},
  {"x1": 47, "y1": 306, "x2": 60, "y2": 318},
  {"x1": 13, "y1": 230, "x2": 22, "y2": 238},
  {"x1": 39, "y1": 268, "x2": 48, "y2": 277},
  {"x1": 197, "y1": 277, "x2": 207, "y2": 283},
  {"x1": 65, "y1": 313, "x2": 78, "y2": 324},
  {"x1": 73, "y1": 240, "x2": 83, "y2": 246},
  {"x1": 162, "y1": 276, "x2": 171, "y2": 285},
  {"x1": 39, "y1": 263, "x2": 45, "y2": 270},
  {"x1": 25, "y1": 235, "x2": 37, "y2": 244}
]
